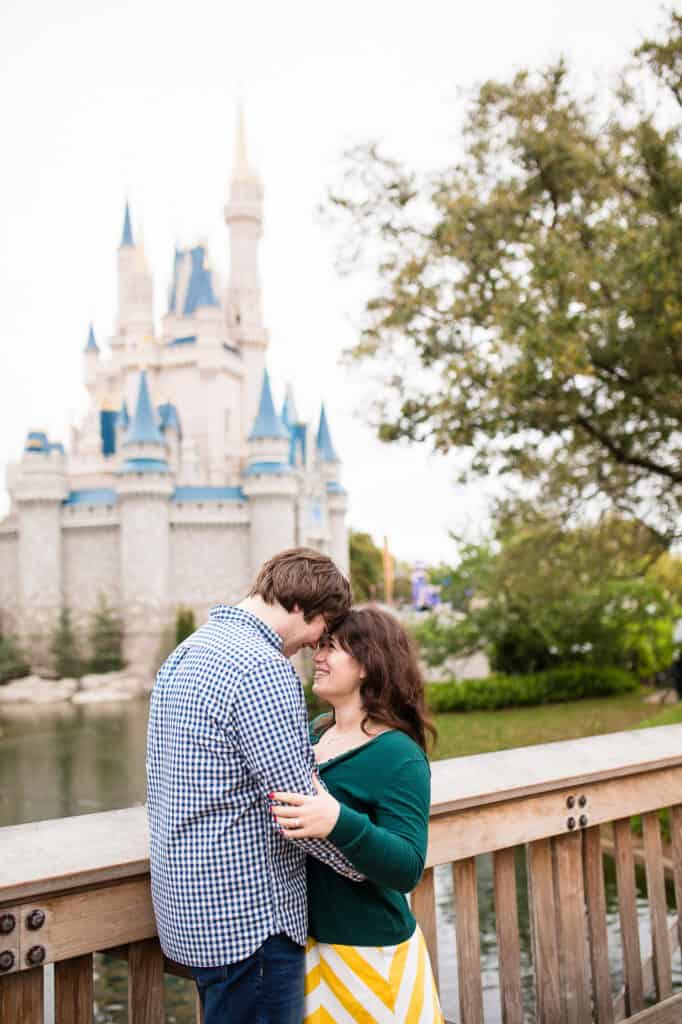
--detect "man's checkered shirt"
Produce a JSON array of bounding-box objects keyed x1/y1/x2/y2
[{"x1": 146, "y1": 605, "x2": 362, "y2": 967}]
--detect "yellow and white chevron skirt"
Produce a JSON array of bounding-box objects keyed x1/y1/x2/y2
[{"x1": 303, "y1": 924, "x2": 444, "y2": 1023}]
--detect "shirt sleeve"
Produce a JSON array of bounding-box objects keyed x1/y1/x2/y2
[
  {"x1": 326, "y1": 757, "x2": 431, "y2": 892},
  {"x1": 232, "y1": 656, "x2": 365, "y2": 882}
]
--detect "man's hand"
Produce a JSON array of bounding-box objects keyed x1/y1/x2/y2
[{"x1": 270, "y1": 774, "x2": 341, "y2": 839}]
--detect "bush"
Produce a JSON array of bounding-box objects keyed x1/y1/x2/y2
[
  {"x1": 0, "y1": 634, "x2": 30, "y2": 684},
  {"x1": 175, "y1": 607, "x2": 196, "y2": 645},
  {"x1": 89, "y1": 596, "x2": 124, "y2": 673},
  {"x1": 51, "y1": 608, "x2": 84, "y2": 678},
  {"x1": 426, "y1": 665, "x2": 638, "y2": 713}
]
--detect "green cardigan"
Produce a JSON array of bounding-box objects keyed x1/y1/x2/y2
[{"x1": 306, "y1": 723, "x2": 431, "y2": 946}]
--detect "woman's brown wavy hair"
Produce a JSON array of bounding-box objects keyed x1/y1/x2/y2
[{"x1": 315, "y1": 606, "x2": 437, "y2": 753}]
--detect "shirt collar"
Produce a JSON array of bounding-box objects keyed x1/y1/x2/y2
[{"x1": 209, "y1": 605, "x2": 284, "y2": 652}]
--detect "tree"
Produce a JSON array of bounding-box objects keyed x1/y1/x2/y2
[
  {"x1": 0, "y1": 633, "x2": 29, "y2": 684},
  {"x1": 349, "y1": 530, "x2": 384, "y2": 602},
  {"x1": 329, "y1": 12, "x2": 682, "y2": 540},
  {"x1": 413, "y1": 512, "x2": 679, "y2": 678},
  {"x1": 51, "y1": 608, "x2": 84, "y2": 678},
  {"x1": 175, "y1": 607, "x2": 196, "y2": 645},
  {"x1": 89, "y1": 596, "x2": 124, "y2": 673}
]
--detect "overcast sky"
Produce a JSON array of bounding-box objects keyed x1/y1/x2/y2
[{"x1": 0, "y1": 0, "x2": 665, "y2": 563}]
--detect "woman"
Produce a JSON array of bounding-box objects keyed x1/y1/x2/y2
[{"x1": 271, "y1": 607, "x2": 444, "y2": 1024}]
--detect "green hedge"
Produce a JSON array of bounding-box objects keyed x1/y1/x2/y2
[{"x1": 426, "y1": 665, "x2": 639, "y2": 713}]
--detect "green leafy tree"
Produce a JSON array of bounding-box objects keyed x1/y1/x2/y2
[
  {"x1": 175, "y1": 607, "x2": 197, "y2": 645},
  {"x1": 51, "y1": 608, "x2": 84, "y2": 678},
  {"x1": 89, "y1": 596, "x2": 124, "y2": 673},
  {"x1": 349, "y1": 530, "x2": 384, "y2": 602},
  {"x1": 413, "y1": 513, "x2": 678, "y2": 678},
  {"x1": 329, "y1": 12, "x2": 682, "y2": 540},
  {"x1": 0, "y1": 633, "x2": 30, "y2": 684}
]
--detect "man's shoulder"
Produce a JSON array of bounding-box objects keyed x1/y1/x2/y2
[{"x1": 183, "y1": 615, "x2": 288, "y2": 679}]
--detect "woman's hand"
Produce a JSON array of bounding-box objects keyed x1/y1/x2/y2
[{"x1": 270, "y1": 774, "x2": 341, "y2": 839}]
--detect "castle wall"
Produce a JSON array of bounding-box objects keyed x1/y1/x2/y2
[
  {"x1": 119, "y1": 489, "x2": 171, "y2": 672},
  {"x1": 0, "y1": 531, "x2": 19, "y2": 634},
  {"x1": 247, "y1": 495, "x2": 297, "y2": 579},
  {"x1": 17, "y1": 501, "x2": 63, "y2": 665},
  {"x1": 169, "y1": 522, "x2": 251, "y2": 620},
  {"x1": 62, "y1": 524, "x2": 121, "y2": 631}
]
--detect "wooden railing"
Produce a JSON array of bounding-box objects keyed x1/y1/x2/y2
[{"x1": 2, "y1": 723, "x2": 682, "y2": 1023}]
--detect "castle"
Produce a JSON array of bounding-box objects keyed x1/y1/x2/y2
[{"x1": 0, "y1": 111, "x2": 348, "y2": 672}]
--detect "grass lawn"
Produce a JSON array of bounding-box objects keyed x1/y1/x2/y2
[{"x1": 431, "y1": 690, "x2": 670, "y2": 760}]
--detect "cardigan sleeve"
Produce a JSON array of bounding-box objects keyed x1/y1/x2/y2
[{"x1": 327, "y1": 757, "x2": 431, "y2": 892}]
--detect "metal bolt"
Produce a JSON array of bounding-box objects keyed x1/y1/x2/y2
[
  {"x1": 26, "y1": 910, "x2": 45, "y2": 931},
  {"x1": 0, "y1": 951, "x2": 15, "y2": 972},
  {"x1": 579, "y1": 814, "x2": 589, "y2": 828},
  {"x1": 567, "y1": 816, "x2": 576, "y2": 830},
  {"x1": 578, "y1": 795, "x2": 587, "y2": 808},
  {"x1": 566, "y1": 795, "x2": 575, "y2": 809},
  {"x1": 26, "y1": 946, "x2": 45, "y2": 967},
  {"x1": 0, "y1": 914, "x2": 15, "y2": 935}
]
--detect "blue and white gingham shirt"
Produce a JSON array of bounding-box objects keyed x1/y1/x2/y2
[{"x1": 146, "y1": 605, "x2": 362, "y2": 966}]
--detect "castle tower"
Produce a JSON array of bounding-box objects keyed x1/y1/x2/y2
[
  {"x1": 316, "y1": 404, "x2": 349, "y2": 574},
  {"x1": 83, "y1": 322, "x2": 100, "y2": 392},
  {"x1": 116, "y1": 200, "x2": 154, "y2": 341},
  {"x1": 14, "y1": 433, "x2": 68, "y2": 667},
  {"x1": 224, "y1": 107, "x2": 269, "y2": 442},
  {"x1": 117, "y1": 369, "x2": 173, "y2": 670},
  {"x1": 242, "y1": 369, "x2": 297, "y2": 576}
]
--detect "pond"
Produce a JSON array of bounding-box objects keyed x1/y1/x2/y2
[{"x1": 1, "y1": 698, "x2": 679, "y2": 1022}]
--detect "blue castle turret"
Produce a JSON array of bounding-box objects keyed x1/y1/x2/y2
[
  {"x1": 118, "y1": 371, "x2": 168, "y2": 473},
  {"x1": 316, "y1": 403, "x2": 339, "y2": 464},
  {"x1": 248, "y1": 368, "x2": 289, "y2": 443},
  {"x1": 84, "y1": 323, "x2": 99, "y2": 353}
]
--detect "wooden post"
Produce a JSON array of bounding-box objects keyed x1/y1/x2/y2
[
  {"x1": 55, "y1": 953, "x2": 94, "y2": 1023},
  {"x1": 412, "y1": 867, "x2": 439, "y2": 990},
  {"x1": 453, "y1": 857, "x2": 484, "y2": 1024},
  {"x1": 613, "y1": 816, "x2": 644, "y2": 1015},
  {"x1": 669, "y1": 805, "x2": 682, "y2": 967},
  {"x1": 0, "y1": 966, "x2": 44, "y2": 1024},
  {"x1": 493, "y1": 847, "x2": 523, "y2": 1024},
  {"x1": 553, "y1": 831, "x2": 591, "y2": 1024},
  {"x1": 642, "y1": 811, "x2": 673, "y2": 1002},
  {"x1": 582, "y1": 827, "x2": 614, "y2": 1024},
  {"x1": 526, "y1": 838, "x2": 562, "y2": 1024},
  {"x1": 128, "y1": 938, "x2": 164, "y2": 1024}
]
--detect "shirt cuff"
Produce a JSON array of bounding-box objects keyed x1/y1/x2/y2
[{"x1": 329, "y1": 804, "x2": 369, "y2": 849}]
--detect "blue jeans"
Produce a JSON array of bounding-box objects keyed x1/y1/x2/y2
[{"x1": 190, "y1": 933, "x2": 305, "y2": 1024}]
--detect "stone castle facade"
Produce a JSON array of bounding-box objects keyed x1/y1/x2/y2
[{"x1": 0, "y1": 111, "x2": 349, "y2": 672}]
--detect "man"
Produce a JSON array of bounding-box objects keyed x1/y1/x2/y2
[{"x1": 146, "y1": 548, "x2": 361, "y2": 1024}]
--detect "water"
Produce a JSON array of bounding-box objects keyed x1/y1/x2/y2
[{"x1": 1, "y1": 700, "x2": 680, "y2": 1022}]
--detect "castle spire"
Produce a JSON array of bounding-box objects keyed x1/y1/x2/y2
[
  {"x1": 84, "y1": 322, "x2": 99, "y2": 353},
  {"x1": 248, "y1": 369, "x2": 289, "y2": 441},
  {"x1": 233, "y1": 101, "x2": 258, "y2": 184},
  {"x1": 121, "y1": 200, "x2": 134, "y2": 247},
  {"x1": 316, "y1": 403, "x2": 339, "y2": 463},
  {"x1": 281, "y1": 383, "x2": 299, "y2": 429},
  {"x1": 125, "y1": 370, "x2": 164, "y2": 446}
]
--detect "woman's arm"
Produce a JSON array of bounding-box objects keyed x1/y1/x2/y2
[{"x1": 272, "y1": 757, "x2": 430, "y2": 892}]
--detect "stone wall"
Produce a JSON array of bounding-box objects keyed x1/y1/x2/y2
[
  {"x1": 0, "y1": 531, "x2": 19, "y2": 633},
  {"x1": 169, "y1": 522, "x2": 251, "y2": 621},
  {"x1": 63, "y1": 525, "x2": 121, "y2": 632}
]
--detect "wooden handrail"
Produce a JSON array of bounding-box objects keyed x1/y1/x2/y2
[
  {"x1": 3, "y1": 723, "x2": 682, "y2": 903},
  {"x1": 2, "y1": 723, "x2": 682, "y2": 1023}
]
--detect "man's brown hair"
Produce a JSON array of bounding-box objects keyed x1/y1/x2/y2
[{"x1": 249, "y1": 548, "x2": 351, "y2": 628}]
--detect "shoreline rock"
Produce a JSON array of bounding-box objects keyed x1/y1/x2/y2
[{"x1": 0, "y1": 669, "x2": 152, "y2": 705}]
